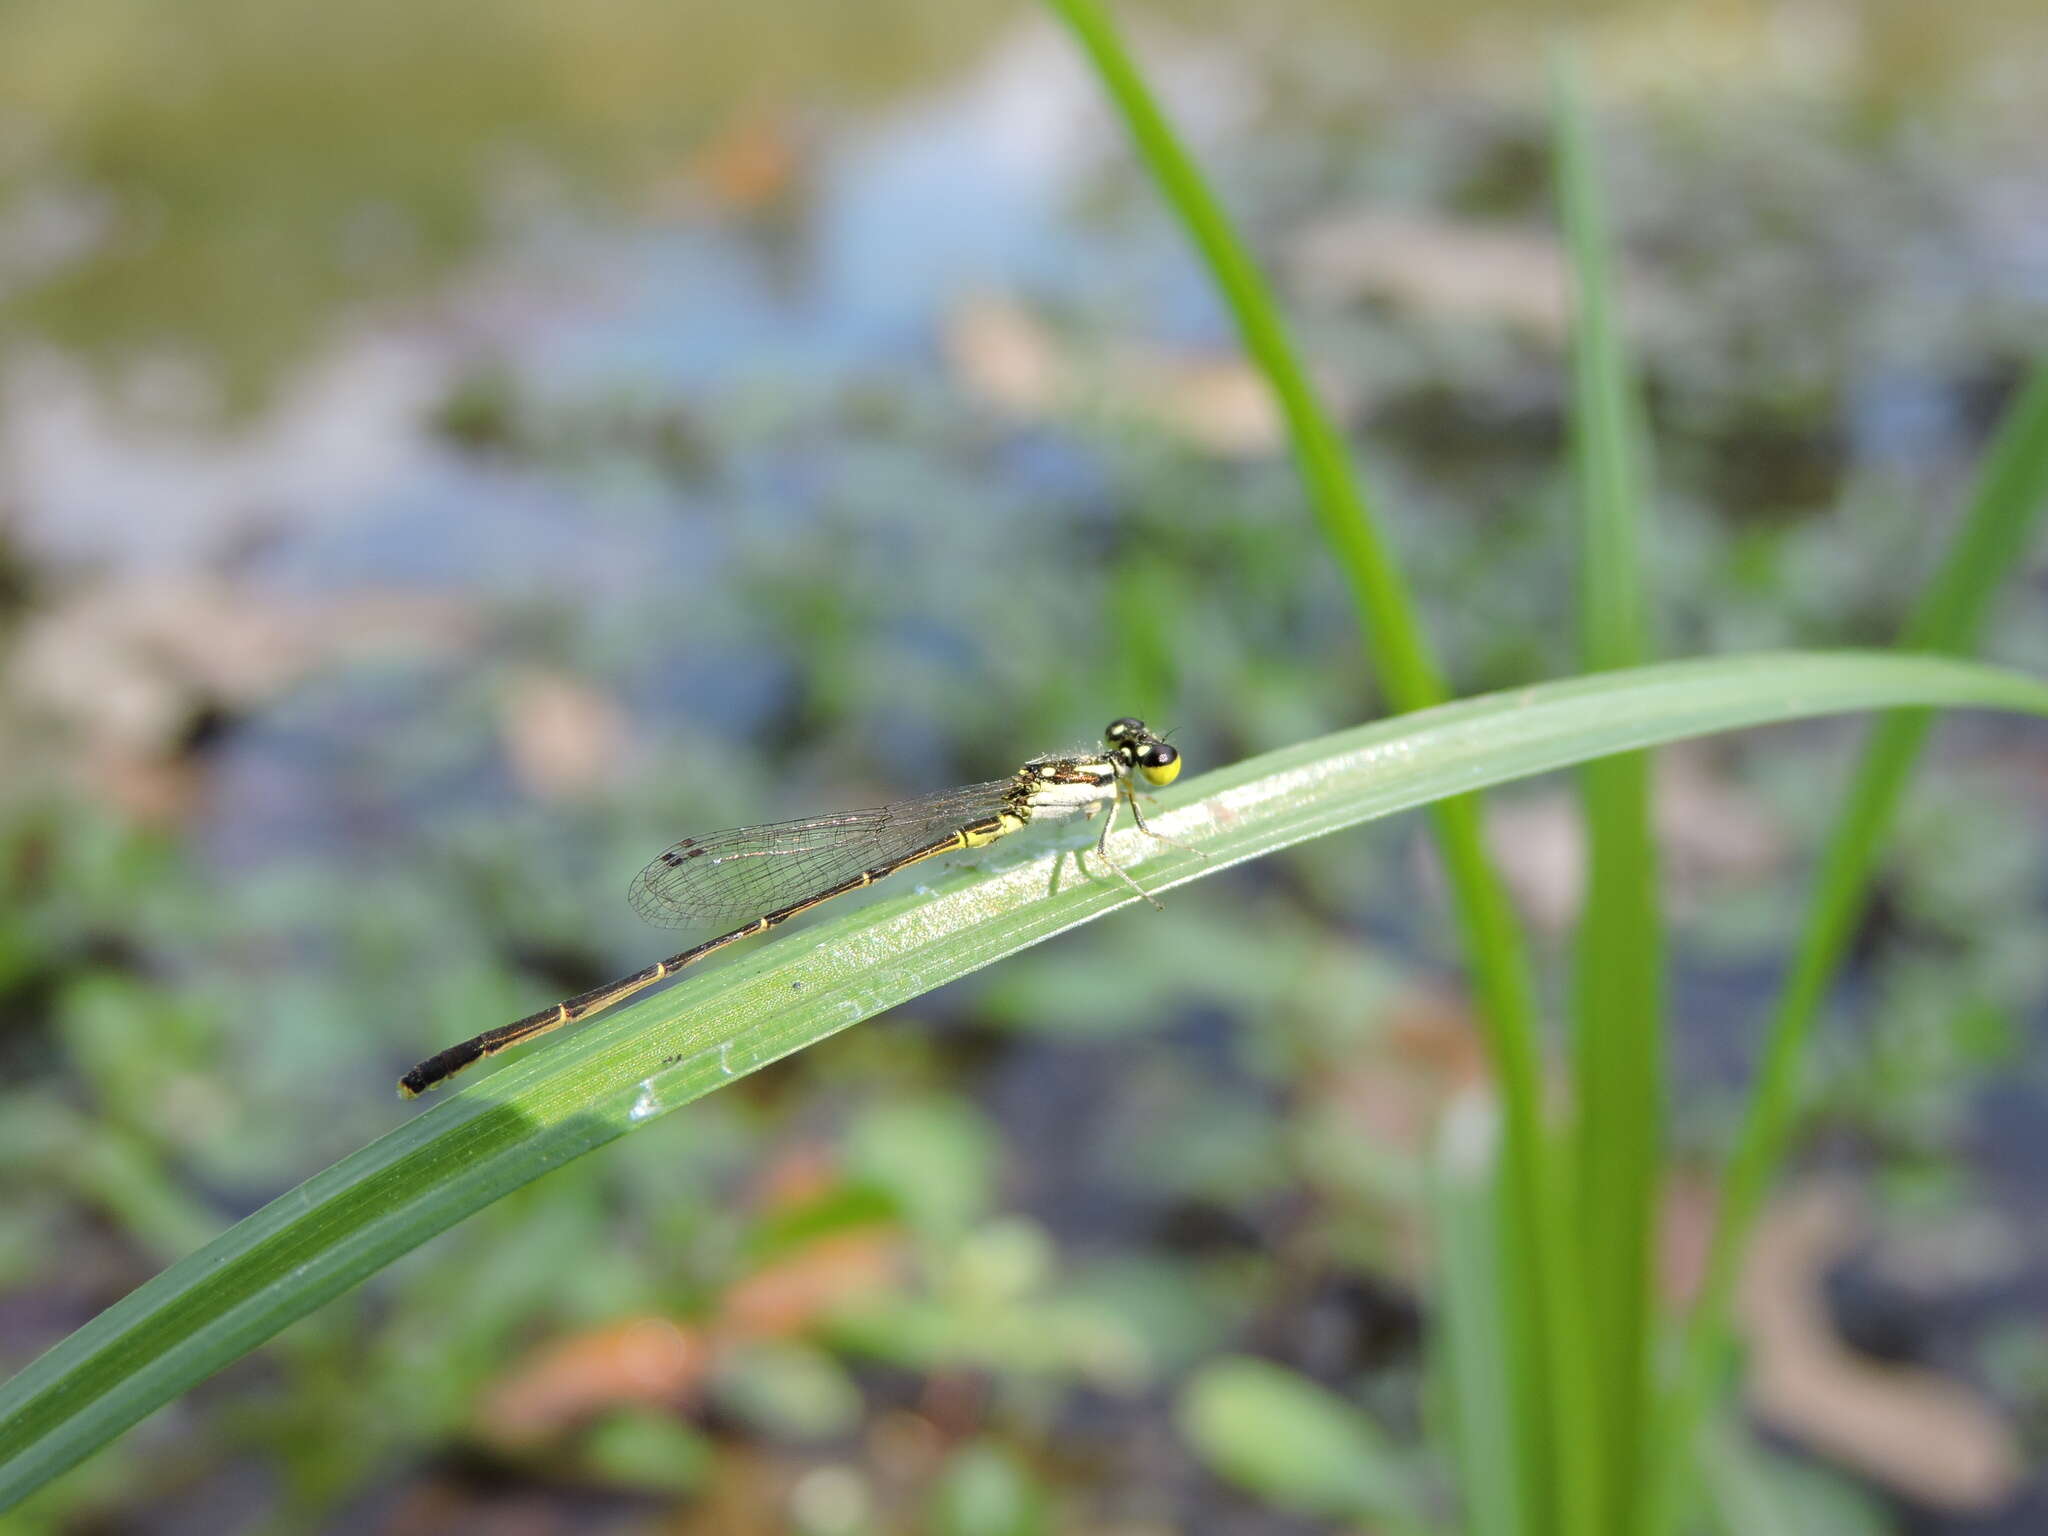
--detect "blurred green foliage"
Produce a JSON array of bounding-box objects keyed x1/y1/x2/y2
[
  {"x1": 2, "y1": 1, "x2": 2046, "y2": 1530},
  {"x1": 1177, "y1": 1354, "x2": 1419, "y2": 1522}
]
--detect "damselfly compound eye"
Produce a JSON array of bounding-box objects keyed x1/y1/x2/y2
[{"x1": 1137, "y1": 743, "x2": 1180, "y2": 786}]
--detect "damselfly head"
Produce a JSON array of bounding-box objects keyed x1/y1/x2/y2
[{"x1": 1103, "y1": 716, "x2": 1182, "y2": 786}]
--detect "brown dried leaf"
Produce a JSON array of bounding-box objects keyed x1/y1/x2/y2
[
  {"x1": 941, "y1": 291, "x2": 1068, "y2": 424},
  {"x1": 718, "y1": 1231, "x2": 906, "y2": 1340},
  {"x1": 689, "y1": 108, "x2": 808, "y2": 215},
  {"x1": 1740, "y1": 1181, "x2": 2022, "y2": 1510},
  {"x1": 499, "y1": 668, "x2": 631, "y2": 800},
  {"x1": 943, "y1": 290, "x2": 1349, "y2": 459},
  {"x1": 1283, "y1": 211, "x2": 1576, "y2": 339},
  {"x1": 479, "y1": 1316, "x2": 708, "y2": 1445},
  {"x1": 11, "y1": 576, "x2": 476, "y2": 753}
]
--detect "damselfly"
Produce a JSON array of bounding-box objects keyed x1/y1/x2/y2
[{"x1": 400, "y1": 717, "x2": 1197, "y2": 1096}]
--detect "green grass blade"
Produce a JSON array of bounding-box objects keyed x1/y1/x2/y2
[
  {"x1": 1654, "y1": 361, "x2": 2048, "y2": 1532},
  {"x1": 1431, "y1": 1094, "x2": 1531, "y2": 1536},
  {"x1": 1552, "y1": 47, "x2": 1658, "y2": 1534},
  {"x1": 1036, "y1": 5, "x2": 1572, "y2": 1524},
  {"x1": 5, "y1": 652, "x2": 2048, "y2": 1511},
  {"x1": 1042, "y1": 0, "x2": 1437, "y2": 699}
]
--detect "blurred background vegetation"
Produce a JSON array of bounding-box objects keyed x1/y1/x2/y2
[{"x1": 2, "y1": 0, "x2": 2046, "y2": 1530}]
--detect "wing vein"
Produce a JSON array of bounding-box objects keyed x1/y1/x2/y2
[{"x1": 626, "y1": 777, "x2": 1017, "y2": 928}]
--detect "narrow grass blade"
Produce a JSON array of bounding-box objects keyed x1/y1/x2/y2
[
  {"x1": 1552, "y1": 47, "x2": 1658, "y2": 1534},
  {"x1": 1036, "y1": 5, "x2": 1573, "y2": 1524},
  {"x1": 1431, "y1": 1092, "x2": 1531, "y2": 1536},
  {"x1": 1653, "y1": 363, "x2": 2048, "y2": 1533},
  {"x1": 5, "y1": 651, "x2": 2048, "y2": 1512}
]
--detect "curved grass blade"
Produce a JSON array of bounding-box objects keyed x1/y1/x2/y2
[{"x1": 5, "y1": 651, "x2": 2048, "y2": 1512}]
